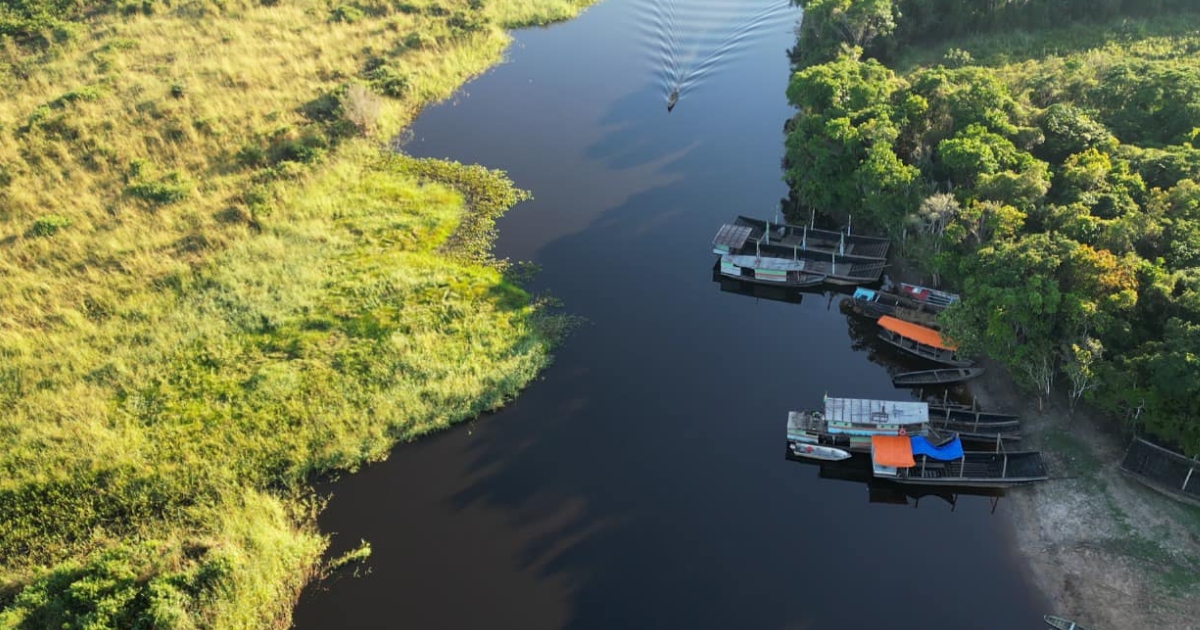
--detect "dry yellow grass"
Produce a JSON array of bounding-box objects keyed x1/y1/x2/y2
[{"x1": 0, "y1": 0, "x2": 592, "y2": 626}]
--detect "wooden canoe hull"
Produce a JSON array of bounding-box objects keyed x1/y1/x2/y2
[{"x1": 892, "y1": 367, "x2": 985, "y2": 387}]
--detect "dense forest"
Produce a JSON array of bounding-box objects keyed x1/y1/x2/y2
[
  {"x1": 785, "y1": 0, "x2": 1200, "y2": 454},
  {"x1": 0, "y1": 0, "x2": 587, "y2": 627}
]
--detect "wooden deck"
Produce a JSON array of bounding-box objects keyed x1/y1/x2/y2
[{"x1": 732, "y1": 216, "x2": 891, "y2": 261}]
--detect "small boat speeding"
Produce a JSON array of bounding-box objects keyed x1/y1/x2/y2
[{"x1": 667, "y1": 88, "x2": 679, "y2": 112}]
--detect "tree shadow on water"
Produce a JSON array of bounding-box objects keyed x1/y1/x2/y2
[{"x1": 444, "y1": 176, "x2": 826, "y2": 630}]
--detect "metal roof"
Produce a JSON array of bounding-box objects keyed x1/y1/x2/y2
[
  {"x1": 712, "y1": 224, "x2": 753, "y2": 251},
  {"x1": 823, "y1": 397, "x2": 928, "y2": 425}
]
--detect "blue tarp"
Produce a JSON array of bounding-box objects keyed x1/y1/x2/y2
[
  {"x1": 853, "y1": 288, "x2": 876, "y2": 301},
  {"x1": 910, "y1": 435, "x2": 964, "y2": 461}
]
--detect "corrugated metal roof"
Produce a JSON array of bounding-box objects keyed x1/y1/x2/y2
[
  {"x1": 823, "y1": 397, "x2": 928, "y2": 425},
  {"x1": 712, "y1": 224, "x2": 753, "y2": 251},
  {"x1": 724, "y1": 254, "x2": 806, "y2": 271}
]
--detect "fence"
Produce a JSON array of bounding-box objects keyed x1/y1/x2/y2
[{"x1": 1120, "y1": 437, "x2": 1200, "y2": 507}]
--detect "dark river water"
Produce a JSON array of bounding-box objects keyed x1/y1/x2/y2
[{"x1": 294, "y1": 1, "x2": 1048, "y2": 628}]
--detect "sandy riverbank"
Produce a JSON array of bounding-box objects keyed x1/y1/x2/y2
[{"x1": 965, "y1": 360, "x2": 1200, "y2": 630}]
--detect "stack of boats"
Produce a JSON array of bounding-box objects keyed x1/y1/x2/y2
[
  {"x1": 847, "y1": 281, "x2": 981, "y2": 370},
  {"x1": 711, "y1": 216, "x2": 888, "y2": 288},
  {"x1": 710, "y1": 215, "x2": 980, "y2": 375},
  {"x1": 786, "y1": 396, "x2": 1046, "y2": 488},
  {"x1": 711, "y1": 215, "x2": 1050, "y2": 489}
]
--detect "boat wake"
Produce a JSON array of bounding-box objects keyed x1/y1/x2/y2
[{"x1": 631, "y1": 0, "x2": 798, "y2": 112}]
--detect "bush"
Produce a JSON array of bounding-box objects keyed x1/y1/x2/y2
[
  {"x1": 28, "y1": 214, "x2": 71, "y2": 237},
  {"x1": 367, "y1": 65, "x2": 409, "y2": 98},
  {"x1": 403, "y1": 30, "x2": 436, "y2": 50},
  {"x1": 329, "y1": 4, "x2": 364, "y2": 23},
  {"x1": 126, "y1": 171, "x2": 191, "y2": 205}
]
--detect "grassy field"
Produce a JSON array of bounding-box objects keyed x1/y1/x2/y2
[{"x1": 0, "y1": 0, "x2": 591, "y2": 627}]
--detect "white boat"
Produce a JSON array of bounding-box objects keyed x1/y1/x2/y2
[{"x1": 788, "y1": 443, "x2": 852, "y2": 461}]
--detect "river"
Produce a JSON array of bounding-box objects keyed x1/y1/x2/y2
[{"x1": 293, "y1": 1, "x2": 1048, "y2": 628}]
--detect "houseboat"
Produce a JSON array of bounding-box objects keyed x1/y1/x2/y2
[
  {"x1": 877, "y1": 316, "x2": 974, "y2": 366},
  {"x1": 716, "y1": 253, "x2": 826, "y2": 289},
  {"x1": 787, "y1": 397, "x2": 930, "y2": 454},
  {"x1": 870, "y1": 435, "x2": 1049, "y2": 488}
]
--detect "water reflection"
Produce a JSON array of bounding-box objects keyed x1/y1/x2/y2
[
  {"x1": 294, "y1": 0, "x2": 1049, "y2": 626},
  {"x1": 784, "y1": 449, "x2": 1007, "y2": 513}
]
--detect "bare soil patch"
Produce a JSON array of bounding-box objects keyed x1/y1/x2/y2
[{"x1": 967, "y1": 359, "x2": 1200, "y2": 630}]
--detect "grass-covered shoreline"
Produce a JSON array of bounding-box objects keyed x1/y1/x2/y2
[{"x1": 0, "y1": 0, "x2": 591, "y2": 626}]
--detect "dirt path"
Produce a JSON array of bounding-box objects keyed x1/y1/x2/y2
[{"x1": 966, "y1": 359, "x2": 1200, "y2": 630}]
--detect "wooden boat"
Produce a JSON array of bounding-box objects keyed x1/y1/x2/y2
[
  {"x1": 927, "y1": 403, "x2": 1020, "y2": 428},
  {"x1": 712, "y1": 223, "x2": 886, "y2": 286},
  {"x1": 848, "y1": 287, "x2": 950, "y2": 322},
  {"x1": 871, "y1": 435, "x2": 1048, "y2": 488},
  {"x1": 898, "y1": 282, "x2": 959, "y2": 307},
  {"x1": 787, "y1": 397, "x2": 931, "y2": 454},
  {"x1": 788, "y1": 442, "x2": 852, "y2": 461},
  {"x1": 877, "y1": 316, "x2": 974, "y2": 367},
  {"x1": 716, "y1": 254, "x2": 826, "y2": 289},
  {"x1": 720, "y1": 215, "x2": 890, "y2": 262},
  {"x1": 938, "y1": 425, "x2": 1023, "y2": 444},
  {"x1": 892, "y1": 367, "x2": 984, "y2": 387},
  {"x1": 1044, "y1": 615, "x2": 1089, "y2": 630},
  {"x1": 667, "y1": 88, "x2": 679, "y2": 112},
  {"x1": 786, "y1": 452, "x2": 1006, "y2": 510}
]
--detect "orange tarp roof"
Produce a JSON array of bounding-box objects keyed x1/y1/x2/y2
[
  {"x1": 872, "y1": 435, "x2": 916, "y2": 468},
  {"x1": 878, "y1": 315, "x2": 956, "y2": 351}
]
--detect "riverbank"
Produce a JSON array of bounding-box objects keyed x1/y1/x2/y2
[
  {"x1": 966, "y1": 360, "x2": 1200, "y2": 630},
  {"x1": 881, "y1": 247, "x2": 1200, "y2": 628},
  {"x1": 0, "y1": 1, "x2": 592, "y2": 627}
]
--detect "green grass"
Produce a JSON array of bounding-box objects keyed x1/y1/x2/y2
[
  {"x1": 1099, "y1": 534, "x2": 1200, "y2": 595},
  {"x1": 0, "y1": 0, "x2": 594, "y2": 627},
  {"x1": 1043, "y1": 428, "x2": 1102, "y2": 479}
]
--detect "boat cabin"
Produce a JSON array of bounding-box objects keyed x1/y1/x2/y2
[
  {"x1": 877, "y1": 315, "x2": 973, "y2": 366},
  {"x1": 788, "y1": 397, "x2": 929, "y2": 452}
]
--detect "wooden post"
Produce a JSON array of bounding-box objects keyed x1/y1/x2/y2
[
  {"x1": 1183, "y1": 466, "x2": 1195, "y2": 492},
  {"x1": 1002, "y1": 453, "x2": 1009, "y2": 479}
]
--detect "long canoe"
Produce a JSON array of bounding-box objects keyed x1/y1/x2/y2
[
  {"x1": 1044, "y1": 615, "x2": 1089, "y2": 630},
  {"x1": 882, "y1": 450, "x2": 1049, "y2": 488},
  {"x1": 927, "y1": 403, "x2": 1020, "y2": 427},
  {"x1": 892, "y1": 367, "x2": 985, "y2": 387}
]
